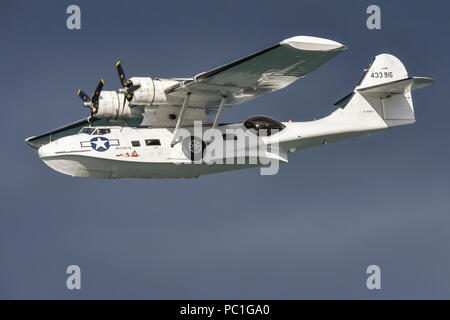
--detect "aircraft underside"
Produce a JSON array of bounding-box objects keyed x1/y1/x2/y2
[{"x1": 40, "y1": 154, "x2": 261, "y2": 179}]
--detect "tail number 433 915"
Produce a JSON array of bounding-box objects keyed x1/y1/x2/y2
[{"x1": 371, "y1": 71, "x2": 393, "y2": 79}]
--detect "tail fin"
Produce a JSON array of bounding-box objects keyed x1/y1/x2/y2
[
  {"x1": 335, "y1": 54, "x2": 433, "y2": 128},
  {"x1": 356, "y1": 54, "x2": 408, "y2": 89}
]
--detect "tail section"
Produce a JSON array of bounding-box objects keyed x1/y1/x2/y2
[{"x1": 335, "y1": 54, "x2": 433, "y2": 128}]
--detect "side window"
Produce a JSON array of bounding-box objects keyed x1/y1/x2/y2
[
  {"x1": 98, "y1": 129, "x2": 110, "y2": 135},
  {"x1": 131, "y1": 140, "x2": 141, "y2": 147},
  {"x1": 145, "y1": 139, "x2": 161, "y2": 146}
]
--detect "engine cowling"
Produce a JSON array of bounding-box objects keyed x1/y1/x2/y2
[
  {"x1": 128, "y1": 77, "x2": 179, "y2": 106},
  {"x1": 95, "y1": 91, "x2": 143, "y2": 119},
  {"x1": 90, "y1": 78, "x2": 180, "y2": 119}
]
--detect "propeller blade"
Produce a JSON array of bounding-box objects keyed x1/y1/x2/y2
[
  {"x1": 128, "y1": 84, "x2": 141, "y2": 92},
  {"x1": 116, "y1": 61, "x2": 127, "y2": 87},
  {"x1": 91, "y1": 79, "x2": 104, "y2": 103},
  {"x1": 126, "y1": 83, "x2": 141, "y2": 101},
  {"x1": 77, "y1": 89, "x2": 91, "y2": 103}
]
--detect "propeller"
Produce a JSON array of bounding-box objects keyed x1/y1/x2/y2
[
  {"x1": 77, "y1": 79, "x2": 104, "y2": 118},
  {"x1": 116, "y1": 61, "x2": 140, "y2": 102}
]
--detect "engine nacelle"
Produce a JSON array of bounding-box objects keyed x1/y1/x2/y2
[
  {"x1": 95, "y1": 91, "x2": 143, "y2": 119},
  {"x1": 128, "y1": 77, "x2": 179, "y2": 106},
  {"x1": 91, "y1": 78, "x2": 180, "y2": 119}
]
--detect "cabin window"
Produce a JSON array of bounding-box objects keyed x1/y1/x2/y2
[
  {"x1": 145, "y1": 139, "x2": 161, "y2": 146},
  {"x1": 131, "y1": 140, "x2": 141, "y2": 147}
]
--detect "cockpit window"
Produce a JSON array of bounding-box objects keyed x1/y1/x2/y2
[
  {"x1": 80, "y1": 127, "x2": 95, "y2": 135},
  {"x1": 243, "y1": 116, "x2": 285, "y2": 136},
  {"x1": 79, "y1": 127, "x2": 111, "y2": 135}
]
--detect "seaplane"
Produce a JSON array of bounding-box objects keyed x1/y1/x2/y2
[{"x1": 25, "y1": 36, "x2": 433, "y2": 178}]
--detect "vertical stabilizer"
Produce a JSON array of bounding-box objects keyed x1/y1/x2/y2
[{"x1": 334, "y1": 54, "x2": 433, "y2": 129}]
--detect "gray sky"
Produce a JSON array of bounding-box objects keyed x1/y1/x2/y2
[{"x1": 1, "y1": 0, "x2": 449, "y2": 299}]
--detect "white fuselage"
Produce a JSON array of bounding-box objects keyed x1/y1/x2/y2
[
  {"x1": 38, "y1": 123, "x2": 278, "y2": 178},
  {"x1": 36, "y1": 106, "x2": 396, "y2": 179}
]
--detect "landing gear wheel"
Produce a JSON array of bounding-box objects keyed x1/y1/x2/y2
[{"x1": 182, "y1": 136, "x2": 206, "y2": 161}]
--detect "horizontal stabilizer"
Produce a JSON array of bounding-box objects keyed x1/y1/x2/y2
[
  {"x1": 333, "y1": 92, "x2": 354, "y2": 107},
  {"x1": 357, "y1": 77, "x2": 434, "y2": 95}
]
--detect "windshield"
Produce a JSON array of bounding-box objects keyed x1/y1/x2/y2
[
  {"x1": 79, "y1": 127, "x2": 111, "y2": 135},
  {"x1": 79, "y1": 127, "x2": 95, "y2": 135}
]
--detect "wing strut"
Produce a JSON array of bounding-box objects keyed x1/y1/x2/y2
[
  {"x1": 212, "y1": 96, "x2": 226, "y2": 130},
  {"x1": 205, "y1": 96, "x2": 227, "y2": 143},
  {"x1": 170, "y1": 92, "x2": 191, "y2": 147}
]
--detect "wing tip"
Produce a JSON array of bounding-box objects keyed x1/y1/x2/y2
[
  {"x1": 25, "y1": 136, "x2": 40, "y2": 149},
  {"x1": 413, "y1": 76, "x2": 434, "y2": 83},
  {"x1": 281, "y1": 36, "x2": 346, "y2": 52}
]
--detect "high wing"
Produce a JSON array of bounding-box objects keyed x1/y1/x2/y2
[{"x1": 165, "y1": 36, "x2": 346, "y2": 109}]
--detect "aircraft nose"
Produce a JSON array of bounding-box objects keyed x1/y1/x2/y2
[{"x1": 38, "y1": 143, "x2": 54, "y2": 158}]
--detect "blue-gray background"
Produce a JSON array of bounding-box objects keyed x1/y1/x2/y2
[{"x1": 1, "y1": 0, "x2": 448, "y2": 299}]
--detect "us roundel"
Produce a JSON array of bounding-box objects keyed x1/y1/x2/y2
[{"x1": 90, "y1": 137, "x2": 110, "y2": 152}]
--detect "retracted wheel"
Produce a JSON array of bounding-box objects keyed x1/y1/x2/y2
[{"x1": 182, "y1": 136, "x2": 206, "y2": 161}]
